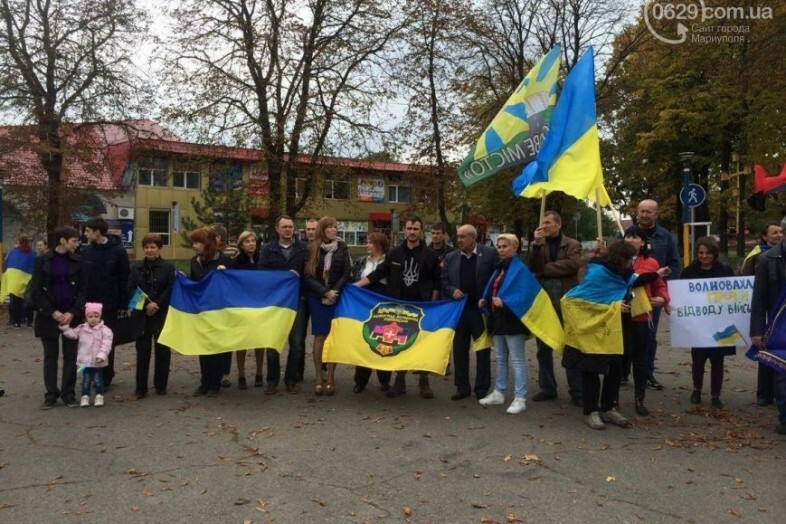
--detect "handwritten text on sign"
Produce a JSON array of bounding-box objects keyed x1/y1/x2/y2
[{"x1": 668, "y1": 276, "x2": 753, "y2": 348}]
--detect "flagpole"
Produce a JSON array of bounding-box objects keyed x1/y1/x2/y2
[
  {"x1": 540, "y1": 194, "x2": 547, "y2": 221},
  {"x1": 595, "y1": 188, "x2": 603, "y2": 240},
  {"x1": 607, "y1": 203, "x2": 625, "y2": 236}
]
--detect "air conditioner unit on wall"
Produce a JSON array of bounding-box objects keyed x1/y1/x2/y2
[{"x1": 118, "y1": 207, "x2": 135, "y2": 220}]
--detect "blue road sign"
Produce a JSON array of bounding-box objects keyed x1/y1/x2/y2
[{"x1": 680, "y1": 183, "x2": 706, "y2": 208}]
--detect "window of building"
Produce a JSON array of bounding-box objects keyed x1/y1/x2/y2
[
  {"x1": 294, "y1": 177, "x2": 309, "y2": 199},
  {"x1": 337, "y1": 221, "x2": 368, "y2": 246},
  {"x1": 149, "y1": 209, "x2": 171, "y2": 246},
  {"x1": 323, "y1": 173, "x2": 350, "y2": 200},
  {"x1": 173, "y1": 170, "x2": 201, "y2": 189},
  {"x1": 137, "y1": 157, "x2": 168, "y2": 187},
  {"x1": 388, "y1": 184, "x2": 412, "y2": 203}
]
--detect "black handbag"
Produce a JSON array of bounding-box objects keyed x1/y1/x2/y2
[{"x1": 110, "y1": 315, "x2": 145, "y2": 346}]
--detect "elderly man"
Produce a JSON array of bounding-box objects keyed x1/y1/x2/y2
[
  {"x1": 527, "y1": 211, "x2": 583, "y2": 406},
  {"x1": 635, "y1": 199, "x2": 681, "y2": 390},
  {"x1": 441, "y1": 224, "x2": 499, "y2": 400}
]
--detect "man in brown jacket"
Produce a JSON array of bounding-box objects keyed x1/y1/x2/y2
[{"x1": 527, "y1": 211, "x2": 583, "y2": 406}]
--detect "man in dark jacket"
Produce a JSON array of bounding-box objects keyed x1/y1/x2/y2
[
  {"x1": 356, "y1": 215, "x2": 441, "y2": 398},
  {"x1": 441, "y1": 224, "x2": 499, "y2": 400},
  {"x1": 82, "y1": 216, "x2": 131, "y2": 389},
  {"x1": 30, "y1": 226, "x2": 88, "y2": 409},
  {"x1": 750, "y1": 240, "x2": 786, "y2": 435},
  {"x1": 527, "y1": 211, "x2": 583, "y2": 406},
  {"x1": 259, "y1": 216, "x2": 309, "y2": 392}
]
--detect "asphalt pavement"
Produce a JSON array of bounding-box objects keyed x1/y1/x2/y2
[{"x1": 0, "y1": 317, "x2": 784, "y2": 523}]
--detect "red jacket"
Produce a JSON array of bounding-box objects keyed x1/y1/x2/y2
[{"x1": 632, "y1": 255, "x2": 670, "y2": 323}]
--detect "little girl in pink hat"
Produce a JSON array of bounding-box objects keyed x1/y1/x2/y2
[{"x1": 60, "y1": 302, "x2": 114, "y2": 407}]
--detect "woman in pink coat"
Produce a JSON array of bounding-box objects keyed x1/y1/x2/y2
[{"x1": 60, "y1": 302, "x2": 113, "y2": 407}]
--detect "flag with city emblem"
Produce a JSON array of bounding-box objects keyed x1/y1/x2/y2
[
  {"x1": 458, "y1": 47, "x2": 561, "y2": 187},
  {"x1": 323, "y1": 285, "x2": 465, "y2": 374}
]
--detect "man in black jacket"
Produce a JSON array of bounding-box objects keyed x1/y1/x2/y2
[
  {"x1": 441, "y1": 224, "x2": 499, "y2": 400},
  {"x1": 30, "y1": 226, "x2": 88, "y2": 408},
  {"x1": 750, "y1": 240, "x2": 786, "y2": 435},
  {"x1": 82, "y1": 217, "x2": 130, "y2": 389},
  {"x1": 259, "y1": 216, "x2": 309, "y2": 392},
  {"x1": 356, "y1": 216, "x2": 441, "y2": 398}
]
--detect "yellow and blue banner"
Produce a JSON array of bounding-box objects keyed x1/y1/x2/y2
[
  {"x1": 0, "y1": 248, "x2": 37, "y2": 300},
  {"x1": 512, "y1": 47, "x2": 610, "y2": 206},
  {"x1": 158, "y1": 269, "x2": 299, "y2": 355},
  {"x1": 458, "y1": 47, "x2": 561, "y2": 187},
  {"x1": 128, "y1": 287, "x2": 149, "y2": 310},
  {"x1": 561, "y1": 263, "x2": 633, "y2": 354},
  {"x1": 482, "y1": 256, "x2": 564, "y2": 352},
  {"x1": 323, "y1": 285, "x2": 465, "y2": 374}
]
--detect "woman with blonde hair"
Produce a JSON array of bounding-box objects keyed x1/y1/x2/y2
[
  {"x1": 229, "y1": 230, "x2": 266, "y2": 390},
  {"x1": 304, "y1": 216, "x2": 351, "y2": 395}
]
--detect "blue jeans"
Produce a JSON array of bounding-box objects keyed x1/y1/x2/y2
[
  {"x1": 494, "y1": 335, "x2": 528, "y2": 398},
  {"x1": 775, "y1": 371, "x2": 786, "y2": 425},
  {"x1": 268, "y1": 297, "x2": 308, "y2": 386},
  {"x1": 82, "y1": 367, "x2": 104, "y2": 396},
  {"x1": 645, "y1": 306, "x2": 663, "y2": 376}
]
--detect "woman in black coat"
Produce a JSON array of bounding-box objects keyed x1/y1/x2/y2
[
  {"x1": 189, "y1": 227, "x2": 233, "y2": 397},
  {"x1": 128, "y1": 234, "x2": 176, "y2": 399},
  {"x1": 681, "y1": 236, "x2": 735, "y2": 408}
]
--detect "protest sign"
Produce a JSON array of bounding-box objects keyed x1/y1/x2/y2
[{"x1": 668, "y1": 276, "x2": 753, "y2": 348}]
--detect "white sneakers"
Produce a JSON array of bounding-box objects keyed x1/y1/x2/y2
[
  {"x1": 94, "y1": 394, "x2": 104, "y2": 407},
  {"x1": 506, "y1": 397, "x2": 527, "y2": 414},
  {"x1": 479, "y1": 391, "x2": 527, "y2": 414},
  {"x1": 80, "y1": 395, "x2": 90, "y2": 407},
  {"x1": 479, "y1": 390, "x2": 505, "y2": 406}
]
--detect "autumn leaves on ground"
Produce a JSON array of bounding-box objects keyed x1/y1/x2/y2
[{"x1": 0, "y1": 323, "x2": 782, "y2": 522}]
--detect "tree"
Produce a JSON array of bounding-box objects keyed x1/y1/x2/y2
[
  {"x1": 0, "y1": 0, "x2": 149, "y2": 233},
  {"x1": 601, "y1": 1, "x2": 786, "y2": 256},
  {"x1": 160, "y1": 0, "x2": 409, "y2": 234},
  {"x1": 179, "y1": 169, "x2": 262, "y2": 245}
]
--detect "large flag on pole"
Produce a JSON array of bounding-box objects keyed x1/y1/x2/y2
[
  {"x1": 512, "y1": 47, "x2": 611, "y2": 206},
  {"x1": 323, "y1": 285, "x2": 465, "y2": 374},
  {"x1": 158, "y1": 270, "x2": 299, "y2": 355},
  {"x1": 457, "y1": 47, "x2": 561, "y2": 187}
]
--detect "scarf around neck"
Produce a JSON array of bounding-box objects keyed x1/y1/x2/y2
[{"x1": 321, "y1": 240, "x2": 339, "y2": 281}]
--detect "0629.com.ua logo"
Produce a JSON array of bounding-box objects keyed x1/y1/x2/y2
[{"x1": 644, "y1": 0, "x2": 773, "y2": 45}]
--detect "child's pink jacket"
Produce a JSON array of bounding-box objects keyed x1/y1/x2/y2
[{"x1": 60, "y1": 321, "x2": 113, "y2": 367}]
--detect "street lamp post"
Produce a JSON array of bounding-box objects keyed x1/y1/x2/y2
[
  {"x1": 680, "y1": 152, "x2": 694, "y2": 265},
  {"x1": 730, "y1": 152, "x2": 750, "y2": 260}
]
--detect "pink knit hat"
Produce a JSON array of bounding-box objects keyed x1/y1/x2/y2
[{"x1": 85, "y1": 302, "x2": 103, "y2": 315}]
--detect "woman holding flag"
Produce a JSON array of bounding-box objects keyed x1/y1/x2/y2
[
  {"x1": 128, "y1": 234, "x2": 176, "y2": 399},
  {"x1": 562, "y1": 241, "x2": 657, "y2": 430},
  {"x1": 304, "y1": 216, "x2": 351, "y2": 396},
  {"x1": 681, "y1": 237, "x2": 735, "y2": 408},
  {"x1": 477, "y1": 234, "x2": 530, "y2": 414},
  {"x1": 1, "y1": 234, "x2": 37, "y2": 328},
  {"x1": 189, "y1": 227, "x2": 232, "y2": 397}
]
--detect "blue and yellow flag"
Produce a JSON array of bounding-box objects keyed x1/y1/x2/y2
[
  {"x1": 158, "y1": 270, "x2": 299, "y2": 355},
  {"x1": 512, "y1": 47, "x2": 610, "y2": 206},
  {"x1": 482, "y1": 256, "x2": 564, "y2": 352},
  {"x1": 0, "y1": 248, "x2": 37, "y2": 300},
  {"x1": 561, "y1": 263, "x2": 633, "y2": 354},
  {"x1": 323, "y1": 285, "x2": 465, "y2": 374},
  {"x1": 458, "y1": 47, "x2": 561, "y2": 187},
  {"x1": 713, "y1": 325, "x2": 744, "y2": 345},
  {"x1": 128, "y1": 287, "x2": 149, "y2": 310}
]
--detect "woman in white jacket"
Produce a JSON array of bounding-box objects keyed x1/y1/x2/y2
[{"x1": 60, "y1": 302, "x2": 113, "y2": 407}]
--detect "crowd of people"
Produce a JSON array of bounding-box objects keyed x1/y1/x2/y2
[{"x1": 2, "y1": 202, "x2": 784, "y2": 435}]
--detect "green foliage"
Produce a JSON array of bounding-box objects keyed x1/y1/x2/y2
[{"x1": 179, "y1": 172, "x2": 261, "y2": 246}]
